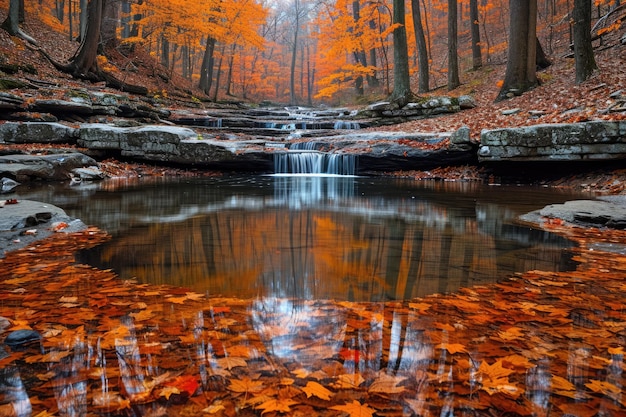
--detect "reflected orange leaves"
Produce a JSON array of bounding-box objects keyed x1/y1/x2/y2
[{"x1": 0, "y1": 225, "x2": 625, "y2": 415}]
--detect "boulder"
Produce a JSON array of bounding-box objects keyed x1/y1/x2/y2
[{"x1": 478, "y1": 120, "x2": 626, "y2": 162}]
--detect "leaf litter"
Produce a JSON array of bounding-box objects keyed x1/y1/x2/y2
[{"x1": 0, "y1": 223, "x2": 624, "y2": 416}]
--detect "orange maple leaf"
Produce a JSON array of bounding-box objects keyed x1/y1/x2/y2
[
  {"x1": 255, "y1": 398, "x2": 298, "y2": 414},
  {"x1": 330, "y1": 400, "x2": 376, "y2": 417}
]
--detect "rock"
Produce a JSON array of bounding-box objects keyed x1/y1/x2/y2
[
  {"x1": 478, "y1": 120, "x2": 626, "y2": 162},
  {"x1": 28, "y1": 99, "x2": 94, "y2": 115},
  {"x1": 0, "y1": 92, "x2": 24, "y2": 111},
  {"x1": 4, "y1": 329, "x2": 42, "y2": 350},
  {"x1": 0, "y1": 199, "x2": 86, "y2": 257},
  {"x1": 520, "y1": 196, "x2": 626, "y2": 230},
  {"x1": 0, "y1": 122, "x2": 78, "y2": 144},
  {"x1": 71, "y1": 166, "x2": 106, "y2": 181},
  {"x1": 0, "y1": 152, "x2": 98, "y2": 181},
  {"x1": 1, "y1": 177, "x2": 19, "y2": 193}
]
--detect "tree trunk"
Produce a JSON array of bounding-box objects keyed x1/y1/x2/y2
[
  {"x1": 411, "y1": 0, "x2": 429, "y2": 93},
  {"x1": 469, "y1": 0, "x2": 482, "y2": 70},
  {"x1": 199, "y1": 36, "x2": 216, "y2": 96},
  {"x1": 2, "y1": 0, "x2": 36, "y2": 44},
  {"x1": 390, "y1": 0, "x2": 412, "y2": 103},
  {"x1": 69, "y1": 0, "x2": 103, "y2": 76},
  {"x1": 79, "y1": 0, "x2": 88, "y2": 41},
  {"x1": 352, "y1": 0, "x2": 367, "y2": 96},
  {"x1": 289, "y1": 0, "x2": 300, "y2": 105},
  {"x1": 573, "y1": 0, "x2": 598, "y2": 83},
  {"x1": 536, "y1": 37, "x2": 552, "y2": 69},
  {"x1": 496, "y1": 0, "x2": 538, "y2": 101},
  {"x1": 367, "y1": 19, "x2": 380, "y2": 87},
  {"x1": 447, "y1": 0, "x2": 460, "y2": 90},
  {"x1": 101, "y1": 0, "x2": 118, "y2": 48}
]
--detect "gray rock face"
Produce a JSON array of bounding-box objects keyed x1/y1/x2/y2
[
  {"x1": 479, "y1": 121, "x2": 626, "y2": 162},
  {"x1": 0, "y1": 153, "x2": 98, "y2": 181},
  {"x1": 0, "y1": 122, "x2": 78, "y2": 144},
  {"x1": 520, "y1": 196, "x2": 626, "y2": 230}
]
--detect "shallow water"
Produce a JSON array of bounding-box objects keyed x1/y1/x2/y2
[{"x1": 15, "y1": 175, "x2": 585, "y2": 301}]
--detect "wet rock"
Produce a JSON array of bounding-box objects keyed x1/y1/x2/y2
[
  {"x1": 1, "y1": 177, "x2": 20, "y2": 193},
  {"x1": 71, "y1": 166, "x2": 106, "y2": 181},
  {"x1": 520, "y1": 196, "x2": 626, "y2": 229},
  {"x1": 4, "y1": 329, "x2": 42, "y2": 350},
  {"x1": 0, "y1": 152, "x2": 98, "y2": 181}
]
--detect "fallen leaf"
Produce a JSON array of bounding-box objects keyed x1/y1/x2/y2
[
  {"x1": 302, "y1": 381, "x2": 332, "y2": 400},
  {"x1": 330, "y1": 400, "x2": 375, "y2": 417},
  {"x1": 368, "y1": 372, "x2": 406, "y2": 394},
  {"x1": 228, "y1": 377, "x2": 264, "y2": 393},
  {"x1": 255, "y1": 398, "x2": 298, "y2": 414}
]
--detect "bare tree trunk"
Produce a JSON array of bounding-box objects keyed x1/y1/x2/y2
[
  {"x1": 2, "y1": 0, "x2": 37, "y2": 44},
  {"x1": 496, "y1": 0, "x2": 538, "y2": 100},
  {"x1": 390, "y1": 0, "x2": 412, "y2": 103},
  {"x1": 199, "y1": 36, "x2": 216, "y2": 96},
  {"x1": 411, "y1": 0, "x2": 429, "y2": 93},
  {"x1": 447, "y1": 0, "x2": 460, "y2": 90},
  {"x1": 573, "y1": 0, "x2": 598, "y2": 83},
  {"x1": 69, "y1": 0, "x2": 103, "y2": 76},
  {"x1": 469, "y1": 0, "x2": 482, "y2": 70}
]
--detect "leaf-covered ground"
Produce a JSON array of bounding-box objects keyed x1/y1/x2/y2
[{"x1": 0, "y1": 217, "x2": 624, "y2": 416}]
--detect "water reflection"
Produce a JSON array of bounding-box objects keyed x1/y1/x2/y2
[{"x1": 15, "y1": 176, "x2": 579, "y2": 301}]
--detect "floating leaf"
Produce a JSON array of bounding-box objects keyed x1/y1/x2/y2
[
  {"x1": 255, "y1": 398, "x2": 298, "y2": 414},
  {"x1": 302, "y1": 381, "x2": 333, "y2": 400},
  {"x1": 228, "y1": 377, "x2": 264, "y2": 393},
  {"x1": 330, "y1": 400, "x2": 375, "y2": 417}
]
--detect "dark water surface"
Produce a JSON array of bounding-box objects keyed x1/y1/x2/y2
[{"x1": 16, "y1": 175, "x2": 585, "y2": 301}]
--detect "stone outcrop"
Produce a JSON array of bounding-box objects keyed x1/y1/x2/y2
[
  {"x1": 478, "y1": 120, "x2": 626, "y2": 162},
  {"x1": 0, "y1": 152, "x2": 100, "y2": 181}
]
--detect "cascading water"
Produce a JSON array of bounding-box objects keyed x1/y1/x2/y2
[{"x1": 274, "y1": 141, "x2": 357, "y2": 175}]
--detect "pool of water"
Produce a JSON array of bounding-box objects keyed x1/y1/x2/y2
[{"x1": 14, "y1": 175, "x2": 586, "y2": 302}]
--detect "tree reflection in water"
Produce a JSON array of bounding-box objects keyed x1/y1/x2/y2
[{"x1": 75, "y1": 176, "x2": 577, "y2": 302}]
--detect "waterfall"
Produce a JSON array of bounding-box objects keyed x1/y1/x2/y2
[
  {"x1": 333, "y1": 120, "x2": 360, "y2": 130},
  {"x1": 274, "y1": 150, "x2": 357, "y2": 175}
]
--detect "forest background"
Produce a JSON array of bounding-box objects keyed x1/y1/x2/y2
[{"x1": 1, "y1": 0, "x2": 624, "y2": 108}]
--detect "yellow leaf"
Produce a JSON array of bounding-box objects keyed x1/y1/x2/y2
[
  {"x1": 129, "y1": 309, "x2": 154, "y2": 322},
  {"x1": 302, "y1": 381, "x2": 332, "y2": 401},
  {"x1": 255, "y1": 398, "x2": 297, "y2": 414},
  {"x1": 608, "y1": 346, "x2": 624, "y2": 355},
  {"x1": 496, "y1": 326, "x2": 524, "y2": 341},
  {"x1": 437, "y1": 343, "x2": 467, "y2": 354},
  {"x1": 333, "y1": 373, "x2": 365, "y2": 389},
  {"x1": 408, "y1": 302, "x2": 431, "y2": 313},
  {"x1": 330, "y1": 400, "x2": 375, "y2": 417},
  {"x1": 228, "y1": 377, "x2": 264, "y2": 393},
  {"x1": 216, "y1": 356, "x2": 247, "y2": 370},
  {"x1": 158, "y1": 386, "x2": 181, "y2": 400},
  {"x1": 585, "y1": 379, "x2": 622, "y2": 397},
  {"x1": 368, "y1": 372, "x2": 406, "y2": 394}
]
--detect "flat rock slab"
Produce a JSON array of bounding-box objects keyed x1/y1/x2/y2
[
  {"x1": 520, "y1": 195, "x2": 626, "y2": 229},
  {"x1": 0, "y1": 199, "x2": 86, "y2": 257},
  {"x1": 0, "y1": 152, "x2": 98, "y2": 181}
]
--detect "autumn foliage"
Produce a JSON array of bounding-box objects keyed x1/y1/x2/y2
[{"x1": 1, "y1": 0, "x2": 623, "y2": 104}]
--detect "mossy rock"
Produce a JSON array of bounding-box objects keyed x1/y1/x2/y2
[{"x1": 0, "y1": 77, "x2": 29, "y2": 90}]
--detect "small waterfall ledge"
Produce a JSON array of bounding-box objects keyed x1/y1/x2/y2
[{"x1": 274, "y1": 150, "x2": 357, "y2": 176}]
